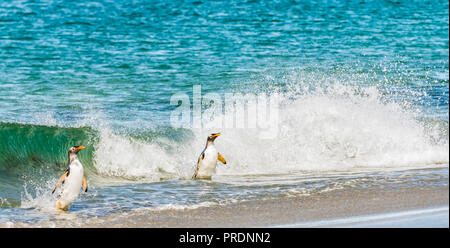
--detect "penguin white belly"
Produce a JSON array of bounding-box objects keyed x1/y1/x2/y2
[
  {"x1": 197, "y1": 146, "x2": 218, "y2": 179},
  {"x1": 58, "y1": 161, "x2": 83, "y2": 208}
]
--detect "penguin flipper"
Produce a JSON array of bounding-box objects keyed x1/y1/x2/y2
[
  {"x1": 82, "y1": 176, "x2": 88, "y2": 192},
  {"x1": 192, "y1": 152, "x2": 205, "y2": 179},
  {"x1": 52, "y1": 170, "x2": 69, "y2": 194},
  {"x1": 218, "y1": 153, "x2": 227, "y2": 164}
]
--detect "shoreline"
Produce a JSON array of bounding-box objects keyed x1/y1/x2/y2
[
  {"x1": 273, "y1": 205, "x2": 449, "y2": 228},
  {"x1": 9, "y1": 184, "x2": 447, "y2": 228},
  {"x1": 100, "y1": 185, "x2": 449, "y2": 228}
]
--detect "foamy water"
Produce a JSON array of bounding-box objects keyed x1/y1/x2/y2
[
  {"x1": 89, "y1": 83, "x2": 448, "y2": 181},
  {"x1": 0, "y1": 81, "x2": 447, "y2": 227}
]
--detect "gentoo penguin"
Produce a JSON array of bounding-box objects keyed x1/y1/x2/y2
[
  {"x1": 192, "y1": 133, "x2": 227, "y2": 179},
  {"x1": 52, "y1": 145, "x2": 88, "y2": 211}
]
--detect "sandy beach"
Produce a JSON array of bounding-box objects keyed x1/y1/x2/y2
[
  {"x1": 6, "y1": 183, "x2": 447, "y2": 228},
  {"x1": 276, "y1": 206, "x2": 448, "y2": 228}
]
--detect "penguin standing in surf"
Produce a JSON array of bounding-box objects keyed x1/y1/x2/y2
[
  {"x1": 52, "y1": 145, "x2": 88, "y2": 211},
  {"x1": 192, "y1": 133, "x2": 227, "y2": 180}
]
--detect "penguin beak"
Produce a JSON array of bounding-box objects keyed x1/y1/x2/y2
[
  {"x1": 75, "y1": 145, "x2": 85, "y2": 152},
  {"x1": 211, "y1": 133, "x2": 221, "y2": 137}
]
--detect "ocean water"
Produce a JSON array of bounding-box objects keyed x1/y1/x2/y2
[{"x1": 0, "y1": 0, "x2": 448, "y2": 226}]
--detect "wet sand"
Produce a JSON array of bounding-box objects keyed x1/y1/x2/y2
[
  {"x1": 58, "y1": 185, "x2": 448, "y2": 228},
  {"x1": 275, "y1": 206, "x2": 449, "y2": 227},
  {"x1": 5, "y1": 184, "x2": 448, "y2": 228}
]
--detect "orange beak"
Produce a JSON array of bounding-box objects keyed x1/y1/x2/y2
[
  {"x1": 75, "y1": 145, "x2": 85, "y2": 151},
  {"x1": 211, "y1": 133, "x2": 221, "y2": 137}
]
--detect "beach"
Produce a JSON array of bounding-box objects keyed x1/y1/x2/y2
[
  {"x1": 3, "y1": 175, "x2": 447, "y2": 228},
  {"x1": 85, "y1": 184, "x2": 449, "y2": 228}
]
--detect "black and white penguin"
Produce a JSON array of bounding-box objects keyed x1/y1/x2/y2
[
  {"x1": 52, "y1": 145, "x2": 88, "y2": 210},
  {"x1": 192, "y1": 133, "x2": 227, "y2": 179}
]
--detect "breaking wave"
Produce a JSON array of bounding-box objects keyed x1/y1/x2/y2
[{"x1": 1, "y1": 83, "x2": 447, "y2": 185}]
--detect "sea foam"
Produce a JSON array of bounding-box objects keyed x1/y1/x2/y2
[{"x1": 90, "y1": 82, "x2": 449, "y2": 180}]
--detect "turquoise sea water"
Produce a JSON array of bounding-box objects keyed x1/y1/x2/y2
[{"x1": 0, "y1": 0, "x2": 448, "y2": 226}]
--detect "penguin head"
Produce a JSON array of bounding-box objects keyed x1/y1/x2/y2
[
  {"x1": 68, "y1": 145, "x2": 85, "y2": 164},
  {"x1": 69, "y1": 145, "x2": 85, "y2": 154},
  {"x1": 207, "y1": 133, "x2": 220, "y2": 142}
]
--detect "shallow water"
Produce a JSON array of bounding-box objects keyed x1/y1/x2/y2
[
  {"x1": 0, "y1": 0, "x2": 448, "y2": 226},
  {"x1": 0, "y1": 167, "x2": 447, "y2": 226}
]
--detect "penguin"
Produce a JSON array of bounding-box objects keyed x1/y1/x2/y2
[
  {"x1": 192, "y1": 133, "x2": 227, "y2": 180},
  {"x1": 52, "y1": 145, "x2": 88, "y2": 211}
]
